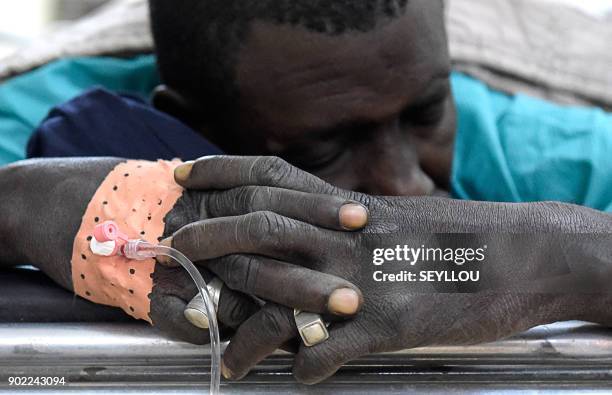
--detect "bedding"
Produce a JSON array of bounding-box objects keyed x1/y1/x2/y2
[
  {"x1": 0, "y1": 55, "x2": 158, "y2": 164},
  {"x1": 4, "y1": 55, "x2": 609, "y2": 211},
  {"x1": 451, "y1": 73, "x2": 612, "y2": 212},
  {"x1": 3, "y1": 0, "x2": 611, "y2": 110}
]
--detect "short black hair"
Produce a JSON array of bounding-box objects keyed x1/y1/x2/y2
[{"x1": 149, "y1": 0, "x2": 409, "y2": 123}]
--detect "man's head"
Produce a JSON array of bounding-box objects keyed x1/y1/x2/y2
[{"x1": 150, "y1": 0, "x2": 455, "y2": 196}]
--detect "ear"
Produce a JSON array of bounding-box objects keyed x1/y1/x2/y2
[{"x1": 151, "y1": 85, "x2": 200, "y2": 125}]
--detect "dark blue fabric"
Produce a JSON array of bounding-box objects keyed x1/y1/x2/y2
[{"x1": 27, "y1": 88, "x2": 223, "y2": 160}]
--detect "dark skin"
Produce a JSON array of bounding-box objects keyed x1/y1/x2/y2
[
  {"x1": 3, "y1": 155, "x2": 611, "y2": 385},
  {"x1": 149, "y1": 1, "x2": 612, "y2": 381},
  {"x1": 168, "y1": 156, "x2": 612, "y2": 383},
  {"x1": 4, "y1": 0, "x2": 454, "y2": 354},
  {"x1": 147, "y1": 1, "x2": 456, "y2": 350},
  {"x1": 0, "y1": 158, "x2": 364, "y2": 344},
  {"x1": 2, "y1": 0, "x2": 612, "y2": 385},
  {"x1": 155, "y1": 0, "x2": 455, "y2": 195}
]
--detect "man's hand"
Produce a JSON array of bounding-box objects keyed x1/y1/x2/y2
[
  {"x1": 0, "y1": 158, "x2": 365, "y2": 345},
  {"x1": 169, "y1": 156, "x2": 612, "y2": 384},
  {"x1": 153, "y1": 159, "x2": 369, "y2": 342}
]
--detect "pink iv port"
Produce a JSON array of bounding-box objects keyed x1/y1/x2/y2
[
  {"x1": 94, "y1": 221, "x2": 129, "y2": 243},
  {"x1": 91, "y1": 221, "x2": 156, "y2": 260}
]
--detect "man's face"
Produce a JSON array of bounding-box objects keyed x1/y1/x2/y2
[{"x1": 219, "y1": 0, "x2": 454, "y2": 196}]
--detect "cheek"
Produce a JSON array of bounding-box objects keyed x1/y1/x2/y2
[
  {"x1": 444, "y1": 98, "x2": 458, "y2": 142},
  {"x1": 310, "y1": 156, "x2": 359, "y2": 191},
  {"x1": 415, "y1": 101, "x2": 457, "y2": 186},
  {"x1": 310, "y1": 142, "x2": 429, "y2": 196}
]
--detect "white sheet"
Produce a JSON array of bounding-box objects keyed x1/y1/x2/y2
[{"x1": 545, "y1": 0, "x2": 612, "y2": 17}]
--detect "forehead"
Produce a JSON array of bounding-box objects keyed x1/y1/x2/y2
[{"x1": 235, "y1": 0, "x2": 449, "y2": 137}]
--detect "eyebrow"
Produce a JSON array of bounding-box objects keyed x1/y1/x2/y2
[{"x1": 310, "y1": 74, "x2": 451, "y2": 138}]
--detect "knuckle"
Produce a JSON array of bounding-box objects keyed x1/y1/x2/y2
[
  {"x1": 239, "y1": 210, "x2": 297, "y2": 252},
  {"x1": 259, "y1": 306, "x2": 291, "y2": 340},
  {"x1": 235, "y1": 186, "x2": 271, "y2": 212},
  {"x1": 261, "y1": 211, "x2": 294, "y2": 248},
  {"x1": 224, "y1": 255, "x2": 260, "y2": 294},
  {"x1": 297, "y1": 331, "x2": 366, "y2": 384},
  {"x1": 258, "y1": 156, "x2": 292, "y2": 185},
  {"x1": 236, "y1": 211, "x2": 274, "y2": 249},
  {"x1": 217, "y1": 256, "x2": 240, "y2": 289},
  {"x1": 166, "y1": 190, "x2": 202, "y2": 232},
  {"x1": 220, "y1": 293, "x2": 253, "y2": 328},
  {"x1": 175, "y1": 221, "x2": 205, "y2": 252},
  {"x1": 205, "y1": 189, "x2": 234, "y2": 217},
  {"x1": 255, "y1": 210, "x2": 283, "y2": 237},
  {"x1": 234, "y1": 186, "x2": 257, "y2": 211},
  {"x1": 294, "y1": 347, "x2": 337, "y2": 384},
  {"x1": 240, "y1": 256, "x2": 260, "y2": 293}
]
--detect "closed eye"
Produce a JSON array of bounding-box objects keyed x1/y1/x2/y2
[
  {"x1": 400, "y1": 95, "x2": 448, "y2": 128},
  {"x1": 411, "y1": 99, "x2": 446, "y2": 126}
]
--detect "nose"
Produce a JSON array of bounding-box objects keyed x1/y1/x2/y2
[
  {"x1": 356, "y1": 163, "x2": 435, "y2": 196},
  {"x1": 352, "y1": 122, "x2": 436, "y2": 197}
]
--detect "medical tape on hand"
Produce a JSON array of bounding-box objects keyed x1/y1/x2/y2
[{"x1": 71, "y1": 160, "x2": 183, "y2": 322}]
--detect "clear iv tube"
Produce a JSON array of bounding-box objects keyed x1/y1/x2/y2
[{"x1": 123, "y1": 241, "x2": 221, "y2": 395}]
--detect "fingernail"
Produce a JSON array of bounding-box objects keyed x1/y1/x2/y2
[
  {"x1": 339, "y1": 203, "x2": 368, "y2": 230},
  {"x1": 221, "y1": 360, "x2": 233, "y2": 380},
  {"x1": 159, "y1": 237, "x2": 173, "y2": 247},
  {"x1": 174, "y1": 161, "x2": 194, "y2": 182},
  {"x1": 156, "y1": 237, "x2": 175, "y2": 266},
  {"x1": 328, "y1": 288, "x2": 361, "y2": 315}
]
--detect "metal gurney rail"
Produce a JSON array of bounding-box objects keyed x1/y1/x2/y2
[{"x1": 0, "y1": 321, "x2": 611, "y2": 394}]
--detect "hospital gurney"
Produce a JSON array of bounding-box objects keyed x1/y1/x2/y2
[{"x1": 0, "y1": 321, "x2": 611, "y2": 394}]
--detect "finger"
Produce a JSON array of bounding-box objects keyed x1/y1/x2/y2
[
  {"x1": 205, "y1": 186, "x2": 368, "y2": 231},
  {"x1": 221, "y1": 304, "x2": 297, "y2": 380},
  {"x1": 150, "y1": 265, "x2": 259, "y2": 341},
  {"x1": 183, "y1": 285, "x2": 261, "y2": 330},
  {"x1": 215, "y1": 285, "x2": 261, "y2": 328},
  {"x1": 207, "y1": 255, "x2": 362, "y2": 317},
  {"x1": 166, "y1": 211, "x2": 338, "y2": 264},
  {"x1": 292, "y1": 322, "x2": 371, "y2": 385},
  {"x1": 174, "y1": 156, "x2": 350, "y2": 197},
  {"x1": 150, "y1": 294, "x2": 210, "y2": 345}
]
